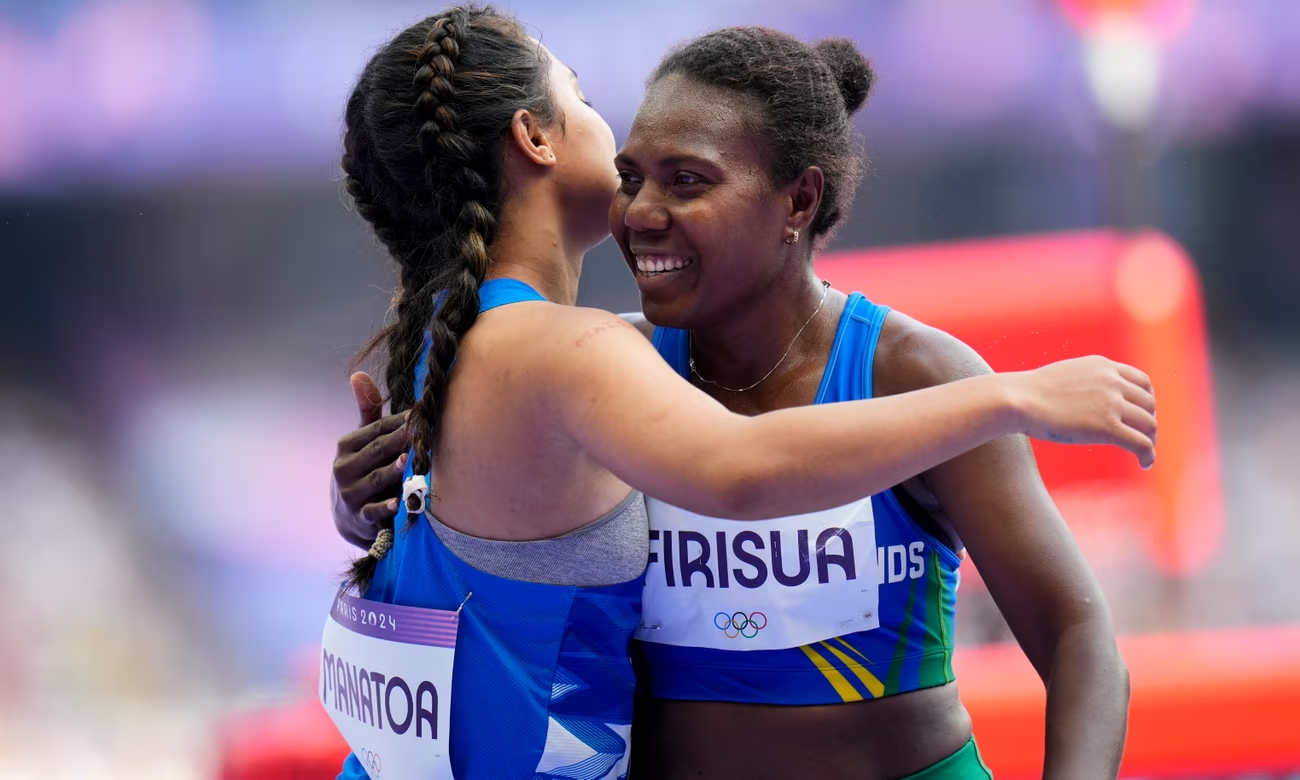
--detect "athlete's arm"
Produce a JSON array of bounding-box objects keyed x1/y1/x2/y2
[
  {"x1": 881, "y1": 317, "x2": 1128, "y2": 780},
  {"x1": 542, "y1": 308, "x2": 1156, "y2": 521}
]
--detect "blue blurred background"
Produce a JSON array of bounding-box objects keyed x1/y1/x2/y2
[{"x1": 0, "y1": 0, "x2": 1297, "y2": 776}]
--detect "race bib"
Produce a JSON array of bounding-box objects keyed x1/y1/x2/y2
[
  {"x1": 320, "y1": 592, "x2": 459, "y2": 779},
  {"x1": 636, "y1": 498, "x2": 880, "y2": 651}
]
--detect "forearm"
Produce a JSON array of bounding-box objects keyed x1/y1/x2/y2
[
  {"x1": 1042, "y1": 619, "x2": 1130, "y2": 780},
  {"x1": 723, "y1": 373, "x2": 1021, "y2": 518}
]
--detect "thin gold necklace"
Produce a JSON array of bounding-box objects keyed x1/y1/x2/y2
[{"x1": 689, "y1": 280, "x2": 831, "y2": 393}]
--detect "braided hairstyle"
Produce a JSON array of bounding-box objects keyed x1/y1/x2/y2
[
  {"x1": 651, "y1": 29, "x2": 875, "y2": 244},
  {"x1": 341, "y1": 5, "x2": 556, "y2": 592}
]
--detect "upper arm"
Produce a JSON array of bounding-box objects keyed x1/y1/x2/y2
[
  {"x1": 618, "y1": 311, "x2": 655, "y2": 341},
  {"x1": 535, "y1": 309, "x2": 754, "y2": 516},
  {"x1": 882, "y1": 317, "x2": 1113, "y2": 677}
]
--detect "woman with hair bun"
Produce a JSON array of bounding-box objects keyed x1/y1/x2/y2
[
  {"x1": 616, "y1": 28, "x2": 1130, "y2": 780},
  {"x1": 331, "y1": 9, "x2": 1145, "y2": 778}
]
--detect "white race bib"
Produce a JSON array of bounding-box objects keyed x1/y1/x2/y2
[
  {"x1": 320, "y1": 592, "x2": 459, "y2": 779},
  {"x1": 636, "y1": 498, "x2": 880, "y2": 651}
]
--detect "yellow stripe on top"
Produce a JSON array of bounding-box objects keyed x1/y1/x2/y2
[
  {"x1": 798, "y1": 644, "x2": 863, "y2": 702},
  {"x1": 818, "y1": 640, "x2": 885, "y2": 699},
  {"x1": 832, "y1": 636, "x2": 874, "y2": 666}
]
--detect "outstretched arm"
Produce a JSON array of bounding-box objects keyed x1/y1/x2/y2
[{"x1": 542, "y1": 308, "x2": 1156, "y2": 521}]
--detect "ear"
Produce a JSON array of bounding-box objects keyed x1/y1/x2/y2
[
  {"x1": 506, "y1": 108, "x2": 557, "y2": 168},
  {"x1": 785, "y1": 166, "x2": 825, "y2": 234}
]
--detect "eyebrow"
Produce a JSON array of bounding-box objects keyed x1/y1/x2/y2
[
  {"x1": 568, "y1": 67, "x2": 579, "y2": 80},
  {"x1": 615, "y1": 152, "x2": 719, "y2": 170}
]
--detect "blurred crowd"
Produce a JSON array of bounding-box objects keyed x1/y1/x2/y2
[{"x1": 0, "y1": 0, "x2": 1296, "y2": 776}]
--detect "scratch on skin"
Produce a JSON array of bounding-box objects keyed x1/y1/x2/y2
[{"x1": 575, "y1": 320, "x2": 627, "y2": 348}]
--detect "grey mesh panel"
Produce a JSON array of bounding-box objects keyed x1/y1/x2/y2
[{"x1": 424, "y1": 491, "x2": 648, "y2": 586}]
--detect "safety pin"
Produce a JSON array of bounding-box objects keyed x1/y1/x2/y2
[{"x1": 456, "y1": 592, "x2": 474, "y2": 615}]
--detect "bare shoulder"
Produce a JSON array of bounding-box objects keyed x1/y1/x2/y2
[
  {"x1": 478, "y1": 302, "x2": 638, "y2": 348},
  {"x1": 487, "y1": 303, "x2": 646, "y2": 372},
  {"x1": 618, "y1": 311, "x2": 655, "y2": 341},
  {"x1": 873, "y1": 311, "x2": 993, "y2": 398}
]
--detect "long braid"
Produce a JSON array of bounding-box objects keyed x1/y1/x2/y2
[
  {"x1": 404, "y1": 11, "x2": 494, "y2": 486},
  {"x1": 339, "y1": 5, "x2": 552, "y2": 593}
]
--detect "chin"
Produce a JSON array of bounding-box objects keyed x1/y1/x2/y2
[{"x1": 636, "y1": 291, "x2": 693, "y2": 330}]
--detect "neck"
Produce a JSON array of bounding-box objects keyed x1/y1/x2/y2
[
  {"x1": 689, "y1": 267, "x2": 834, "y2": 392},
  {"x1": 484, "y1": 183, "x2": 593, "y2": 306}
]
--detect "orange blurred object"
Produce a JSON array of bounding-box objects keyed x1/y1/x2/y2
[
  {"x1": 958, "y1": 625, "x2": 1300, "y2": 778},
  {"x1": 817, "y1": 230, "x2": 1224, "y2": 577}
]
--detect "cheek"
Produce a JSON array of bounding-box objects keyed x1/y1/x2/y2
[
  {"x1": 608, "y1": 193, "x2": 627, "y2": 232},
  {"x1": 679, "y1": 192, "x2": 774, "y2": 252}
]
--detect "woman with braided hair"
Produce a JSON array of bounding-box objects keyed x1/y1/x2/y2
[{"x1": 330, "y1": 7, "x2": 1152, "y2": 778}]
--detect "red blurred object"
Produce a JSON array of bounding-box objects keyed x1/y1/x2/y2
[
  {"x1": 817, "y1": 230, "x2": 1224, "y2": 577},
  {"x1": 217, "y1": 697, "x2": 349, "y2": 780},
  {"x1": 958, "y1": 625, "x2": 1300, "y2": 778}
]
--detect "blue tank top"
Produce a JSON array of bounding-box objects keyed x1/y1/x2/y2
[
  {"x1": 641, "y1": 292, "x2": 962, "y2": 705},
  {"x1": 339, "y1": 278, "x2": 646, "y2": 779}
]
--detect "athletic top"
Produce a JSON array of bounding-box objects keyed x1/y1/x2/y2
[
  {"x1": 639, "y1": 293, "x2": 962, "y2": 705},
  {"x1": 339, "y1": 278, "x2": 648, "y2": 780}
]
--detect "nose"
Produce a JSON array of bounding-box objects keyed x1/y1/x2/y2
[{"x1": 622, "y1": 182, "x2": 670, "y2": 233}]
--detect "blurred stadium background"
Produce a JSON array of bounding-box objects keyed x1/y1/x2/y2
[{"x1": 0, "y1": 0, "x2": 1297, "y2": 777}]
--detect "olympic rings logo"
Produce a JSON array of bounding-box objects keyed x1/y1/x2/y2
[
  {"x1": 714, "y1": 611, "x2": 767, "y2": 639},
  {"x1": 358, "y1": 748, "x2": 382, "y2": 776}
]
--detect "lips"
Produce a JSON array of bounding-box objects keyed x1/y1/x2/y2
[{"x1": 633, "y1": 253, "x2": 695, "y2": 276}]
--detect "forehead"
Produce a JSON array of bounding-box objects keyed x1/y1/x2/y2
[
  {"x1": 534, "y1": 42, "x2": 565, "y2": 77},
  {"x1": 624, "y1": 74, "x2": 768, "y2": 165}
]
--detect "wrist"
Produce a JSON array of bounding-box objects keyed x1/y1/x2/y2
[{"x1": 984, "y1": 372, "x2": 1029, "y2": 437}]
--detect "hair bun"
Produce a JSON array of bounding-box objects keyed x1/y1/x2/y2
[{"x1": 813, "y1": 38, "x2": 874, "y2": 115}]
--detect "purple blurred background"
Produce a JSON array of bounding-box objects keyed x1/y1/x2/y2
[{"x1": 1, "y1": 0, "x2": 1297, "y2": 776}]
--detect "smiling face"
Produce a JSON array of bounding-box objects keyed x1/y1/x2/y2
[{"x1": 609, "y1": 74, "x2": 797, "y2": 329}]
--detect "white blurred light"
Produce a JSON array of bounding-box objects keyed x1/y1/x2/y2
[{"x1": 1082, "y1": 16, "x2": 1162, "y2": 129}]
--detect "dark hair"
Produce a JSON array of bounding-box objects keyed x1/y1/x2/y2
[
  {"x1": 341, "y1": 5, "x2": 555, "y2": 592},
  {"x1": 651, "y1": 29, "x2": 875, "y2": 242}
]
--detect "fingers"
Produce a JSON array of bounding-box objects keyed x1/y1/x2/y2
[
  {"x1": 1122, "y1": 403, "x2": 1158, "y2": 441},
  {"x1": 1114, "y1": 362, "x2": 1153, "y2": 394},
  {"x1": 1121, "y1": 380, "x2": 1156, "y2": 416},
  {"x1": 1111, "y1": 418, "x2": 1157, "y2": 470},
  {"x1": 359, "y1": 497, "x2": 400, "y2": 534},
  {"x1": 339, "y1": 451, "x2": 409, "y2": 511},
  {"x1": 352, "y1": 372, "x2": 385, "y2": 426},
  {"x1": 359, "y1": 422, "x2": 414, "y2": 467},
  {"x1": 337, "y1": 411, "x2": 409, "y2": 456}
]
